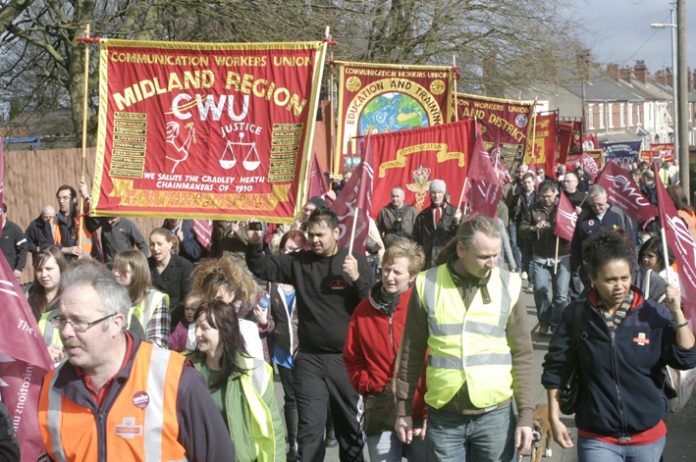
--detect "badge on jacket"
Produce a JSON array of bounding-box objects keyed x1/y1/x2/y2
[
  {"x1": 115, "y1": 417, "x2": 143, "y2": 439},
  {"x1": 632, "y1": 332, "x2": 650, "y2": 346}
]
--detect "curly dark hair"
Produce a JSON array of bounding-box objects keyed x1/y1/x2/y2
[
  {"x1": 191, "y1": 299, "x2": 248, "y2": 390},
  {"x1": 581, "y1": 228, "x2": 634, "y2": 278}
]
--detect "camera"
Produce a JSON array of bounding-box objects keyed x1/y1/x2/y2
[{"x1": 249, "y1": 222, "x2": 263, "y2": 231}]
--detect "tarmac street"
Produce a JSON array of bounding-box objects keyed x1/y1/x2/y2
[{"x1": 277, "y1": 280, "x2": 696, "y2": 462}]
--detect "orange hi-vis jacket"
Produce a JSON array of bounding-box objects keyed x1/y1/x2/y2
[
  {"x1": 54, "y1": 214, "x2": 93, "y2": 255},
  {"x1": 38, "y1": 341, "x2": 188, "y2": 462}
]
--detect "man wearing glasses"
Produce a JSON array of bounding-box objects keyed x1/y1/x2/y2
[
  {"x1": 570, "y1": 184, "x2": 635, "y2": 291},
  {"x1": 37, "y1": 262, "x2": 234, "y2": 461}
]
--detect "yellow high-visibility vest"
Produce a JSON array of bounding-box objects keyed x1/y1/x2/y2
[{"x1": 416, "y1": 265, "x2": 521, "y2": 409}]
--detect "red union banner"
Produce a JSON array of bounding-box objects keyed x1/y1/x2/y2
[
  {"x1": 650, "y1": 143, "x2": 675, "y2": 161},
  {"x1": 524, "y1": 113, "x2": 558, "y2": 177},
  {"x1": 595, "y1": 161, "x2": 657, "y2": 224},
  {"x1": 334, "y1": 61, "x2": 456, "y2": 173},
  {"x1": 456, "y1": 93, "x2": 534, "y2": 173},
  {"x1": 654, "y1": 164, "x2": 696, "y2": 328},
  {"x1": 91, "y1": 39, "x2": 326, "y2": 222},
  {"x1": 368, "y1": 120, "x2": 474, "y2": 219},
  {"x1": 558, "y1": 120, "x2": 582, "y2": 164}
]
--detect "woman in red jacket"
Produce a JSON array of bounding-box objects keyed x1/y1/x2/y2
[{"x1": 343, "y1": 240, "x2": 426, "y2": 462}]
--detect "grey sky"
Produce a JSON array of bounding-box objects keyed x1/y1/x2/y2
[{"x1": 569, "y1": 0, "x2": 696, "y2": 72}]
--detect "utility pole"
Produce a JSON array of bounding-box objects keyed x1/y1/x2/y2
[{"x1": 677, "y1": 0, "x2": 689, "y2": 200}]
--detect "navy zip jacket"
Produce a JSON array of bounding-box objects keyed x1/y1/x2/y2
[{"x1": 542, "y1": 288, "x2": 696, "y2": 438}]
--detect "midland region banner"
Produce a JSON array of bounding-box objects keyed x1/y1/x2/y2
[
  {"x1": 334, "y1": 61, "x2": 456, "y2": 173},
  {"x1": 91, "y1": 39, "x2": 326, "y2": 222},
  {"x1": 456, "y1": 93, "x2": 534, "y2": 173},
  {"x1": 368, "y1": 120, "x2": 474, "y2": 219}
]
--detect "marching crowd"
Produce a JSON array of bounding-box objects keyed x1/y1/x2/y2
[{"x1": 0, "y1": 155, "x2": 694, "y2": 462}]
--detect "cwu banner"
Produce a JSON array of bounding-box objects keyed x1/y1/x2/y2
[
  {"x1": 334, "y1": 61, "x2": 456, "y2": 173},
  {"x1": 368, "y1": 120, "x2": 474, "y2": 219},
  {"x1": 91, "y1": 39, "x2": 326, "y2": 223},
  {"x1": 456, "y1": 93, "x2": 534, "y2": 173}
]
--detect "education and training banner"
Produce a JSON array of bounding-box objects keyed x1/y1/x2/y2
[
  {"x1": 334, "y1": 61, "x2": 456, "y2": 173},
  {"x1": 91, "y1": 39, "x2": 326, "y2": 222},
  {"x1": 456, "y1": 93, "x2": 534, "y2": 173},
  {"x1": 368, "y1": 120, "x2": 474, "y2": 218}
]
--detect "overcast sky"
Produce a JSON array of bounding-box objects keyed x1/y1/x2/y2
[{"x1": 569, "y1": 0, "x2": 696, "y2": 72}]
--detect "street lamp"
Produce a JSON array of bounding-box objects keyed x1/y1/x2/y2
[{"x1": 651, "y1": 9, "x2": 678, "y2": 168}]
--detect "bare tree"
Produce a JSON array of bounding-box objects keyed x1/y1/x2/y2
[{"x1": 1, "y1": 0, "x2": 581, "y2": 143}]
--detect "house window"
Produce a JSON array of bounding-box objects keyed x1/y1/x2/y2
[
  {"x1": 599, "y1": 103, "x2": 605, "y2": 129},
  {"x1": 608, "y1": 103, "x2": 614, "y2": 128},
  {"x1": 619, "y1": 103, "x2": 625, "y2": 127},
  {"x1": 628, "y1": 103, "x2": 633, "y2": 127},
  {"x1": 587, "y1": 103, "x2": 594, "y2": 130}
]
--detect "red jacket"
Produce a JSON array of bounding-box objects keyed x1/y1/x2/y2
[{"x1": 343, "y1": 286, "x2": 426, "y2": 421}]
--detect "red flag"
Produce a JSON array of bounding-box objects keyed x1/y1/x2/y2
[
  {"x1": 0, "y1": 139, "x2": 4, "y2": 239},
  {"x1": 553, "y1": 191, "x2": 578, "y2": 241},
  {"x1": 582, "y1": 133, "x2": 599, "y2": 150},
  {"x1": 595, "y1": 161, "x2": 657, "y2": 224},
  {"x1": 192, "y1": 219, "x2": 213, "y2": 251},
  {"x1": 581, "y1": 152, "x2": 600, "y2": 181},
  {"x1": 466, "y1": 135, "x2": 502, "y2": 218},
  {"x1": 308, "y1": 152, "x2": 328, "y2": 198},
  {"x1": 333, "y1": 136, "x2": 374, "y2": 254},
  {"x1": 654, "y1": 163, "x2": 696, "y2": 329},
  {"x1": 0, "y1": 254, "x2": 53, "y2": 461}
]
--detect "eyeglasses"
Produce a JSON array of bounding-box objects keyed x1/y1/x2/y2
[{"x1": 49, "y1": 313, "x2": 118, "y2": 332}]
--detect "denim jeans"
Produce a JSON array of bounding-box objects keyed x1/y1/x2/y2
[
  {"x1": 577, "y1": 436, "x2": 666, "y2": 462},
  {"x1": 426, "y1": 405, "x2": 516, "y2": 462},
  {"x1": 366, "y1": 430, "x2": 425, "y2": 462},
  {"x1": 531, "y1": 256, "x2": 570, "y2": 329},
  {"x1": 508, "y1": 221, "x2": 522, "y2": 271}
]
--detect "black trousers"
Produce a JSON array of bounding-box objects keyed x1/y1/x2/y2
[{"x1": 294, "y1": 351, "x2": 364, "y2": 462}]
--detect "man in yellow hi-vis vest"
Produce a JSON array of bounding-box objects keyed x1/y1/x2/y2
[
  {"x1": 37, "y1": 261, "x2": 235, "y2": 461},
  {"x1": 395, "y1": 214, "x2": 534, "y2": 461}
]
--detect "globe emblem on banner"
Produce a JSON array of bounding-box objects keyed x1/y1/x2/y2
[
  {"x1": 515, "y1": 114, "x2": 528, "y2": 128},
  {"x1": 359, "y1": 92, "x2": 429, "y2": 136}
]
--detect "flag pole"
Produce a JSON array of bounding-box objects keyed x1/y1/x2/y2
[
  {"x1": 77, "y1": 23, "x2": 91, "y2": 254},
  {"x1": 325, "y1": 25, "x2": 335, "y2": 188},
  {"x1": 458, "y1": 115, "x2": 475, "y2": 209},
  {"x1": 528, "y1": 99, "x2": 538, "y2": 167},
  {"x1": 554, "y1": 236, "x2": 559, "y2": 274},
  {"x1": 660, "y1": 226, "x2": 672, "y2": 283},
  {"x1": 452, "y1": 55, "x2": 459, "y2": 122},
  {"x1": 348, "y1": 206, "x2": 359, "y2": 255}
]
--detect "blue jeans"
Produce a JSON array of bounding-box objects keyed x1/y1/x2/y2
[
  {"x1": 508, "y1": 222, "x2": 522, "y2": 271},
  {"x1": 577, "y1": 436, "x2": 666, "y2": 462},
  {"x1": 366, "y1": 430, "x2": 425, "y2": 462},
  {"x1": 426, "y1": 405, "x2": 516, "y2": 462},
  {"x1": 531, "y1": 256, "x2": 570, "y2": 329}
]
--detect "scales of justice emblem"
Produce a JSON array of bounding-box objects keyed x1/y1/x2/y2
[
  {"x1": 406, "y1": 165, "x2": 433, "y2": 211},
  {"x1": 219, "y1": 132, "x2": 261, "y2": 171}
]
